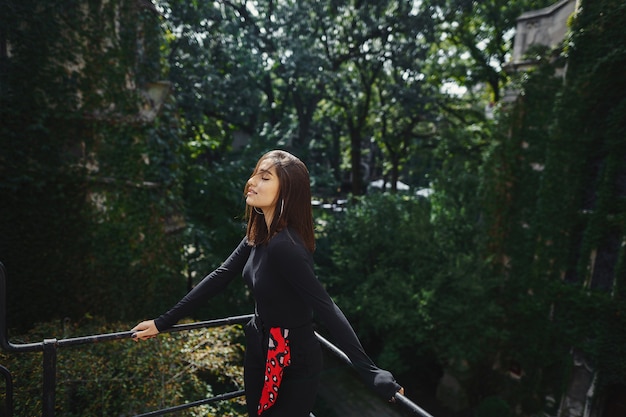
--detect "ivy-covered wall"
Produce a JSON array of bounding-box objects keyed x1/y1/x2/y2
[
  {"x1": 0, "y1": 0, "x2": 185, "y2": 330},
  {"x1": 482, "y1": 0, "x2": 626, "y2": 413}
]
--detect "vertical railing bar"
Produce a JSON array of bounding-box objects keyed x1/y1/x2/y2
[
  {"x1": 0, "y1": 365, "x2": 14, "y2": 417},
  {"x1": 42, "y1": 339, "x2": 57, "y2": 417}
]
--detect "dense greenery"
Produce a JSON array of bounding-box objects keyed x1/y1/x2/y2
[
  {"x1": 0, "y1": 0, "x2": 187, "y2": 328},
  {"x1": 0, "y1": 319, "x2": 246, "y2": 416},
  {"x1": 1, "y1": 0, "x2": 624, "y2": 416},
  {"x1": 474, "y1": 0, "x2": 626, "y2": 413},
  {"x1": 318, "y1": 194, "x2": 441, "y2": 371}
]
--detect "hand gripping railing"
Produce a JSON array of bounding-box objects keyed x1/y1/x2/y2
[
  {"x1": 315, "y1": 332, "x2": 435, "y2": 417},
  {"x1": 0, "y1": 261, "x2": 433, "y2": 417}
]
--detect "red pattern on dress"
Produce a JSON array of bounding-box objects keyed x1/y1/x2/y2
[{"x1": 257, "y1": 327, "x2": 291, "y2": 415}]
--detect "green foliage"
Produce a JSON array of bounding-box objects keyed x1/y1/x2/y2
[
  {"x1": 544, "y1": 0, "x2": 626, "y2": 392},
  {"x1": 0, "y1": 318, "x2": 246, "y2": 416},
  {"x1": 161, "y1": 0, "x2": 440, "y2": 194},
  {"x1": 0, "y1": 0, "x2": 187, "y2": 329},
  {"x1": 2, "y1": 0, "x2": 625, "y2": 415},
  {"x1": 424, "y1": 97, "x2": 506, "y2": 374},
  {"x1": 472, "y1": 0, "x2": 626, "y2": 412},
  {"x1": 179, "y1": 154, "x2": 255, "y2": 319},
  {"x1": 475, "y1": 396, "x2": 512, "y2": 417},
  {"x1": 317, "y1": 194, "x2": 439, "y2": 373}
]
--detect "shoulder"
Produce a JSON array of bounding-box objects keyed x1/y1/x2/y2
[
  {"x1": 234, "y1": 236, "x2": 252, "y2": 253},
  {"x1": 267, "y1": 228, "x2": 310, "y2": 258},
  {"x1": 266, "y1": 229, "x2": 316, "y2": 278}
]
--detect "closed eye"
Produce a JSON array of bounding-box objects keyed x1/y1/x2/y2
[{"x1": 251, "y1": 168, "x2": 274, "y2": 181}]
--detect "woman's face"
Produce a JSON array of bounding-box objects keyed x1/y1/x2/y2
[{"x1": 246, "y1": 159, "x2": 280, "y2": 217}]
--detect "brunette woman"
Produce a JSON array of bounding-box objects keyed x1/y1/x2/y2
[{"x1": 132, "y1": 150, "x2": 403, "y2": 417}]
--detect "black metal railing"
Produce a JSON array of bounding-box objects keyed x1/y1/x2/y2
[
  {"x1": 0, "y1": 262, "x2": 433, "y2": 417},
  {"x1": 0, "y1": 364, "x2": 13, "y2": 417}
]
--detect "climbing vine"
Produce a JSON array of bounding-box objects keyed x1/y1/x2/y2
[
  {"x1": 479, "y1": 0, "x2": 626, "y2": 411},
  {"x1": 0, "y1": 0, "x2": 185, "y2": 328}
]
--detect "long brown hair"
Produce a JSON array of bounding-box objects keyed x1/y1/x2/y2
[{"x1": 244, "y1": 150, "x2": 315, "y2": 253}]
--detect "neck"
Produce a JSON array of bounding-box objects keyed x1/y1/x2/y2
[{"x1": 263, "y1": 209, "x2": 274, "y2": 230}]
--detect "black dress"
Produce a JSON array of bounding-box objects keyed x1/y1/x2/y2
[{"x1": 155, "y1": 228, "x2": 400, "y2": 416}]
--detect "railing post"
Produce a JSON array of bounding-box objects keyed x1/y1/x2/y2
[
  {"x1": 0, "y1": 365, "x2": 13, "y2": 417},
  {"x1": 42, "y1": 338, "x2": 57, "y2": 417}
]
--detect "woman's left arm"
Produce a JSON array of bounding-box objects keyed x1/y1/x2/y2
[{"x1": 269, "y1": 239, "x2": 403, "y2": 401}]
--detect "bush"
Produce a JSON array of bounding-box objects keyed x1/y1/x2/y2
[{"x1": 0, "y1": 317, "x2": 247, "y2": 416}]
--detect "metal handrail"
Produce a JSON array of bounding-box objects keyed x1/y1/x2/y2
[
  {"x1": 316, "y1": 332, "x2": 435, "y2": 417},
  {"x1": 132, "y1": 389, "x2": 246, "y2": 417},
  {"x1": 0, "y1": 262, "x2": 433, "y2": 417}
]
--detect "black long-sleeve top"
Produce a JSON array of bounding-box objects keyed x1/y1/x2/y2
[{"x1": 155, "y1": 228, "x2": 400, "y2": 400}]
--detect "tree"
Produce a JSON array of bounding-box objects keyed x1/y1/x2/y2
[
  {"x1": 374, "y1": 66, "x2": 438, "y2": 192},
  {"x1": 314, "y1": 1, "x2": 435, "y2": 194},
  {"x1": 162, "y1": 0, "x2": 329, "y2": 155}
]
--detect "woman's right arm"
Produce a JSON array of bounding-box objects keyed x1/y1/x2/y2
[{"x1": 132, "y1": 237, "x2": 251, "y2": 339}]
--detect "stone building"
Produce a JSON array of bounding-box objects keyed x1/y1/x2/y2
[
  {"x1": 507, "y1": 0, "x2": 578, "y2": 72},
  {"x1": 501, "y1": 0, "x2": 577, "y2": 105}
]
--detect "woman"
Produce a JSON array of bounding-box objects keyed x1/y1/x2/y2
[{"x1": 132, "y1": 150, "x2": 403, "y2": 416}]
